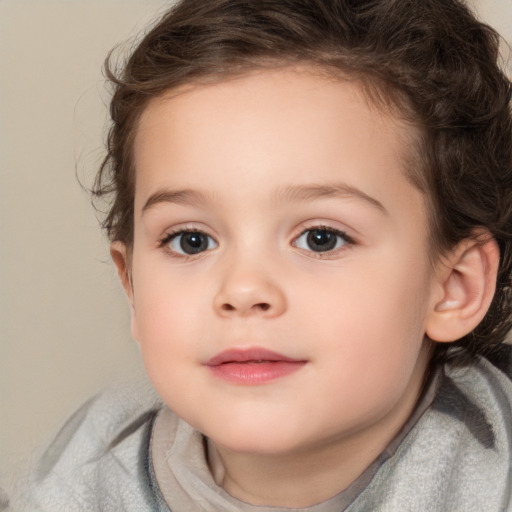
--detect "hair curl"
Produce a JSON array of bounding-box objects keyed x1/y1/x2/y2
[{"x1": 93, "y1": 0, "x2": 512, "y2": 365}]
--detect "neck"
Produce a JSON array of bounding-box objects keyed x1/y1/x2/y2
[{"x1": 208, "y1": 434, "x2": 377, "y2": 507}]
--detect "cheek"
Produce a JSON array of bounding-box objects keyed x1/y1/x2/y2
[
  {"x1": 298, "y1": 256, "x2": 429, "y2": 337},
  {"x1": 130, "y1": 261, "x2": 209, "y2": 364},
  {"x1": 132, "y1": 281, "x2": 206, "y2": 408},
  {"x1": 296, "y1": 255, "x2": 431, "y2": 381}
]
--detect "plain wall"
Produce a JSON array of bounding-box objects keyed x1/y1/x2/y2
[
  {"x1": 0, "y1": 0, "x2": 169, "y2": 481},
  {"x1": 1, "y1": 0, "x2": 511, "y2": 488}
]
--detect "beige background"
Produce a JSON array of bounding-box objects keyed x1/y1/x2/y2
[
  {"x1": 0, "y1": 0, "x2": 169, "y2": 481},
  {"x1": 0, "y1": 0, "x2": 511, "y2": 485}
]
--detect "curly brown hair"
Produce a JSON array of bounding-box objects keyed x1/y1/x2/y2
[{"x1": 93, "y1": 0, "x2": 512, "y2": 365}]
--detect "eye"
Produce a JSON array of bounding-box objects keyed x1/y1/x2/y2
[
  {"x1": 294, "y1": 227, "x2": 351, "y2": 253},
  {"x1": 163, "y1": 230, "x2": 218, "y2": 256}
]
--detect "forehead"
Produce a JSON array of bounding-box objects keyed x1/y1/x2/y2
[{"x1": 133, "y1": 67, "x2": 423, "y2": 220}]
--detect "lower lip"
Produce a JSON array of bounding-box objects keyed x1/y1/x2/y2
[{"x1": 207, "y1": 361, "x2": 306, "y2": 385}]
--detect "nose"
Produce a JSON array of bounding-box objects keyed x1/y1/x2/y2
[{"x1": 213, "y1": 260, "x2": 287, "y2": 318}]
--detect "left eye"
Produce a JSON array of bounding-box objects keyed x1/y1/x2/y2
[
  {"x1": 166, "y1": 231, "x2": 218, "y2": 255},
  {"x1": 294, "y1": 228, "x2": 349, "y2": 253}
]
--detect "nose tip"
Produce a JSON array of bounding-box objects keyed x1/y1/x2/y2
[{"x1": 214, "y1": 276, "x2": 286, "y2": 318}]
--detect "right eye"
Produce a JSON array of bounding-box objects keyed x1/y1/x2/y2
[{"x1": 163, "y1": 230, "x2": 218, "y2": 256}]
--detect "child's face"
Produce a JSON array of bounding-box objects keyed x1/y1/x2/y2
[{"x1": 123, "y1": 68, "x2": 441, "y2": 456}]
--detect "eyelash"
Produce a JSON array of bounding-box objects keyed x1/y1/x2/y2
[{"x1": 158, "y1": 225, "x2": 355, "y2": 259}]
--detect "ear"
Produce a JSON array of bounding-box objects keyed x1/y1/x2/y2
[
  {"x1": 110, "y1": 241, "x2": 138, "y2": 340},
  {"x1": 425, "y1": 234, "x2": 499, "y2": 343},
  {"x1": 110, "y1": 241, "x2": 133, "y2": 300}
]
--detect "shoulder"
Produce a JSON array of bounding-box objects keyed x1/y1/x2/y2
[
  {"x1": 351, "y1": 357, "x2": 512, "y2": 512},
  {"x1": 432, "y1": 353, "x2": 512, "y2": 412},
  {"x1": 435, "y1": 354, "x2": 512, "y2": 455},
  {"x1": 425, "y1": 358, "x2": 512, "y2": 510},
  {"x1": 21, "y1": 377, "x2": 168, "y2": 512}
]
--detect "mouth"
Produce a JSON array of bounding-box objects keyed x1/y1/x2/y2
[{"x1": 205, "y1": 348, "x2": 307, "y2": 385}]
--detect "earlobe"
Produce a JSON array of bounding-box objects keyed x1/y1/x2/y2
[{"x1": 425, "y1": 235, "x2": 499, "y2": 343}]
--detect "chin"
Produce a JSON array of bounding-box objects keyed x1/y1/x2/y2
[{"x1": 201, "y1": 418, "x2": 310, "y2": 456}]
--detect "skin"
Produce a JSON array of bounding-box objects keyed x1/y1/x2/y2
[{"x1": 111, "y1": 67, "x2": 499, "y2": 507}]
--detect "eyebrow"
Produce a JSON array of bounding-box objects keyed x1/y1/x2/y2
[
  {"x1": 273, "y1": 183, "x2": 387, "y2": 213},
  {"x1": 141, "y1": 188, "x2": 210, "y2": 215},
  {"x1": 141, "y1": 182, "x2": 387, "y2": 215}
]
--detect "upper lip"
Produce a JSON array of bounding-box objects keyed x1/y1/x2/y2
[{"x1": 205, "y1": 347, "x2": 305, "y2": 366}]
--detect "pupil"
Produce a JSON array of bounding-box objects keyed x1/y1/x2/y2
[
  {"x1": 307, "y1": 229, "x2": 336, "y2": 252},
  {"x1": 181, "y1": 232, "x2": 207, "y2": 254}
]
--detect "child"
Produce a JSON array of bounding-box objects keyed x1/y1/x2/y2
[{"x1": 22, "y1": 0, "x2": 512, "y2": 510}]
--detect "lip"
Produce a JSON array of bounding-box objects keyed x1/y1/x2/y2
[{"x1": 205, "y1": 348, "x2": 307, "y2": 385}]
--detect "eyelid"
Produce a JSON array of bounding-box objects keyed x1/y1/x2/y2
[
  {"x1": 291, "y1": 221, "x2": 356, "y2": 243},
  {"x1": 158, "y1": 222, "x2": 216, "y2": 245}
]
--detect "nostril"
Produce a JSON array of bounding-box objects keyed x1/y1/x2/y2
[{"x1": 220, "y1": 302, "x2": 271, "y2": 312}]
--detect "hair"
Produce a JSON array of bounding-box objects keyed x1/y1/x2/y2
[{"x1": 93, "y1": 0, "x2": 512, "y2": 366}]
